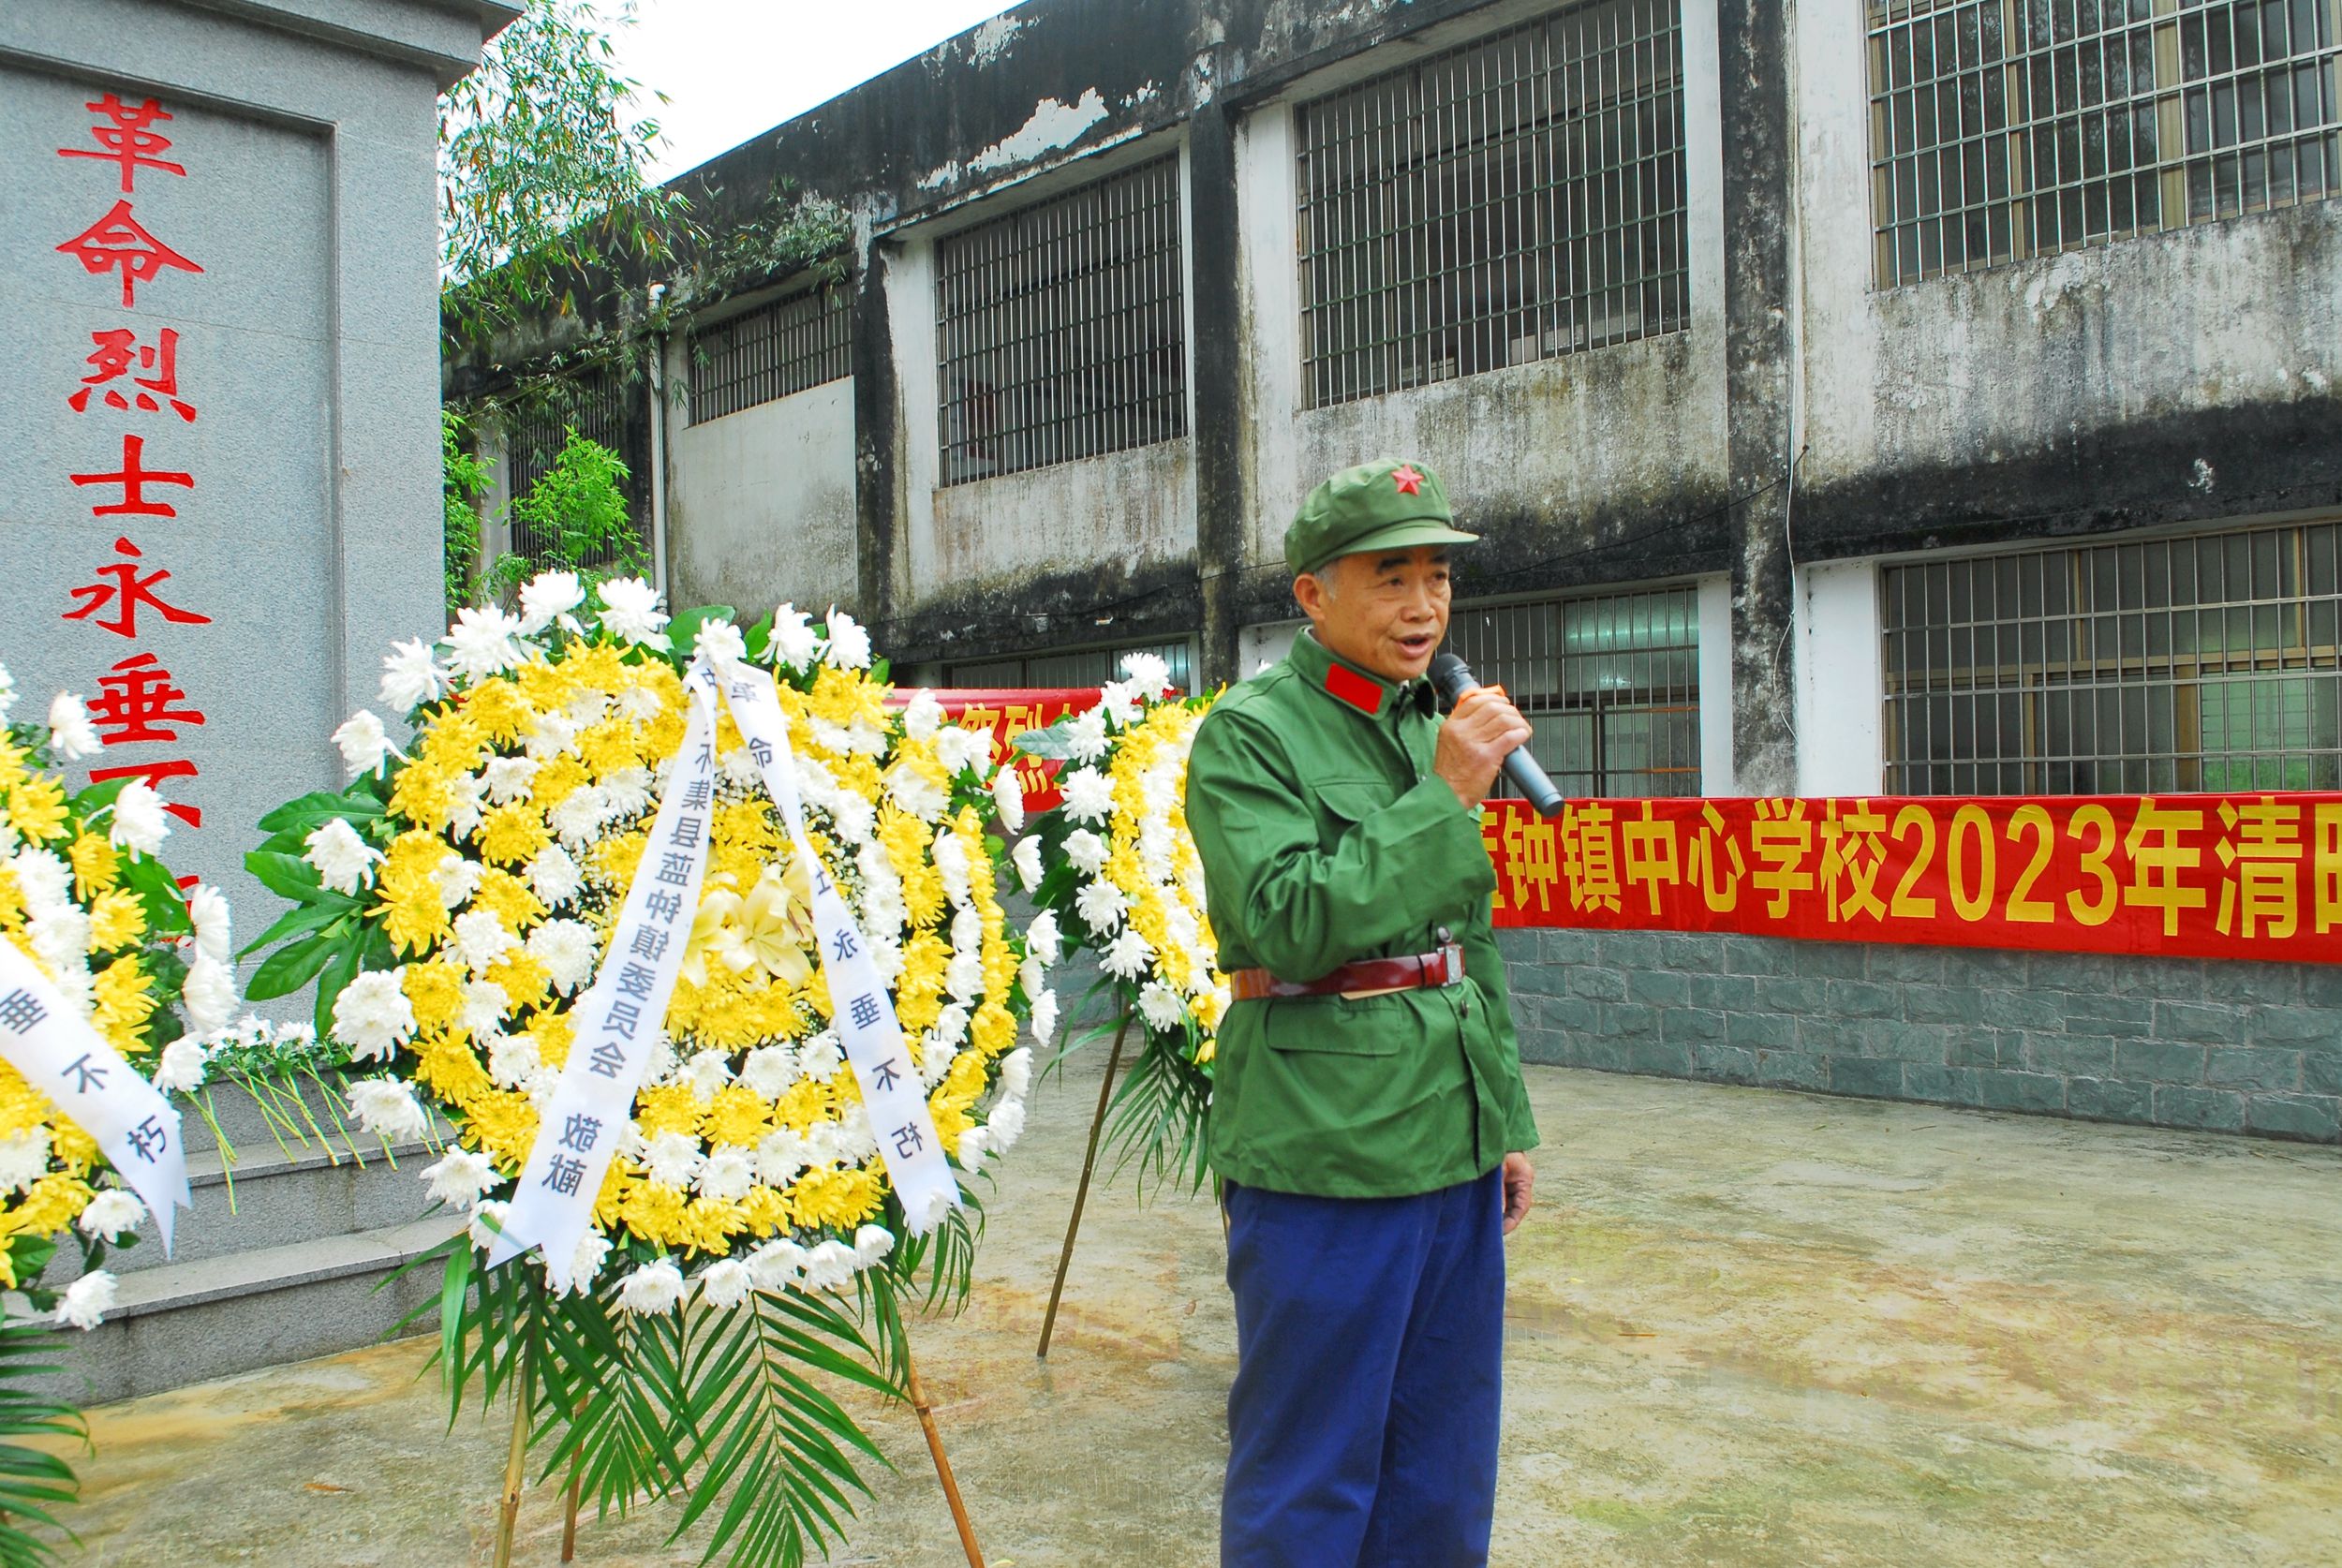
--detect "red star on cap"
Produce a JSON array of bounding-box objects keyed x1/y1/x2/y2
[{"x1": 1391, "y1": 464, "x2": 1424, "y2": 496}]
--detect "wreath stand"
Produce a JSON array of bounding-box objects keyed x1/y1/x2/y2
[
  {"x1": 1035, "y1": 1013, "x2": 1131, "y2": 1359},
  {"x1": 490, "y1": 1321, "x2": 987, "y2": 1567}
]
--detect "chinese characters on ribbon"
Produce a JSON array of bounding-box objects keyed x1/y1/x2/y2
[
  {"x1": 52, "y1": 93, "x2": 209, "y2": 855},
  {"x1": 1481, "y1": 794, "x2": 2342, "y2": 962}
]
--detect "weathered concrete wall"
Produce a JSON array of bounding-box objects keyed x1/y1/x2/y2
[
  {"x1": 1500, "y1": 927, "x2": 2342, "y2": 1144},
  {"x1": 1, "y1": 0, "x2": 511, "y2": 910},
  {"x1": 665, "y1": 369, "x2": 858, "y2": 616}
]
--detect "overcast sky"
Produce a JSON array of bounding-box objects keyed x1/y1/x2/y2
[{"x1": 612, "y1": 1, "x2": 1021, "y2": 183}]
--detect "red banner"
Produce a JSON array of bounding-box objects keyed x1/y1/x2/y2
[
  {"x1": 891, "y1": 688, "x2": 1099, "y2": 812},
  {"x1": 1480, "y1": 794, "x2": 2342, "y2": 962}
]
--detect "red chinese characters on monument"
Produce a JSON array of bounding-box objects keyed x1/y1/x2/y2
[{"x1": 51, "y1": 92, "x2": 210, "y2": 845}]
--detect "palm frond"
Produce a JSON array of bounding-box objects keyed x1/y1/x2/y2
[{"x1": 0, "y1": 1318, "x2": 86, "y2": 1564}]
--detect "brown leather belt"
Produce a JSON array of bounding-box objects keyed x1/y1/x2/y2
[{"x1": 1228, "y1": 939, "x2": 1465, "y2": 1002}]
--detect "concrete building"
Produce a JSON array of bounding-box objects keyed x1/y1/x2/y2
[{"x1": 452, "y1": 0, "x2": 2342, "y2": 1144}]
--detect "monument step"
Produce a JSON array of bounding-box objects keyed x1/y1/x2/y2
[
  {"x1": 46, "y1": 1134, "x2": 441, "y2": 1284},
  {"x1": 26, "y1": 1213, "x2": 464, "y2": 1407}
]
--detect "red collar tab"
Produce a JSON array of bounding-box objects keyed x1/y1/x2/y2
[{"x1": 1323, "y1": 661, "x2": 1385, "y2": 715}]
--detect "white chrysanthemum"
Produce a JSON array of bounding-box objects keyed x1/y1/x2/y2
[
  {"x1": 486, "y1": 1031, "x2": 541, "y2": 1090},
  {"x1": 526, "y1": 709, "x2": 581, "y2": 762},
  {"x1": 797, "y1": 1033, "x2": 845, "y2": 1082},
  {"x1": 516, "y1": 570, "x2": 586, "y2": 635},
  {"x1": 379, "y1": 637, "x2": 447, "y2": 712},
  {"x1": 154, "y1": 1036, "x2": 209, "y2": 1095},
  {"x1": 853, "y1": 1224, "x2": 896, "y2": 1267},
  {"x1": 642, "y1": 1130, "x2": 702, "y2": 1190},
  {"x1": 617, "y1": 1258, "x2": 688, "y2": 1315},
  {"x1": 446, "y1": 772, "x2": 488, "y2": 839},
  {"x1": 468, "y1": 1200, "x2": 511, "y2": 1251},
  {"x1": 0, "y1": 662, "x2": 15, "y2": 721},
  {"x1": 1065, "y1": 709, "x2": 1110, "y2": 762},
  {"x1": 1062, "y1": 827, "x2": 1108, "y2": 875},
  {"x1": 524, "y1": 919, "x2": 598, "y2": 997},
  {"x1": 76, "y1": 1188, "x2": 145, "y2": 1241},
  {"x1": 303, "y1": 818, "x2": 381, "y2": 895},
  {"x1": 748, "y1": 1238, "x2": 808, "y2": 1292},
  {"x1": 945, "y1": 951, "x2": 985, "y2": 1003},
  {"x1": 1026, "y1": 910, "x2": 1061, "y2": 967},
  {"x1": 1029, "y1": 988, "x2": 1060, "y2": 1045},
  {"x1": 1075, "y1": 878, "x2": 1130, "y2": 934},
  {"x1": 1119, "y1": 650, "x2": 1173, "y2": 693},
  {"x1": 181, "y1": 955, "x2": 235, "y2": 1033},
  {"x1": 698, "y1": 1256, "x2": 754, "y2": 1309},
  {"x1": 548, "y1": 785, "x2": 613, "y2": 845},
  {"x1": 1102, "y1": 927, "x2": 1153, "y2": 980},
  {"x1": 766, "y1": 604, "x2": 821, "y2": 672},
  {"x1": 331, "y1": 970, "x2": 416, "y2": 1060},
  {"x1": 348, "y1": 1078, "x2": 430, "y2": 1142},
  {"x1": 47, "y1": 691, "x2": 100, "y2": 761},
  {"x1": 442, "y1": 604, "x2": 527, "y2": 681},
  {"x1": 932, "y1": 834, "x2": 971, "y2": 903},
  {"x1": 902, "y1": 1185, "x2": 956, "y2": 1233},
  {"x1": 885, "y1": 759, "x2": 948, "y2": 822},
  {"x1": 1097, "y1": 680, "x2": 1143, "y2": 727},
  {"x1": 560, "y1": 1231, "x2": 613, "y2": 1296},
  {"x1": 753, "y1": 1128, "x2": 811, "y2": 1188},
  {"x1": 695, "y1": 1147, "x2": 755, "y2": 1203},
  {"x1": 1138, "y1": 981, "x2": 1188, "y2": 1033},
  {"x1": 481, "y1": 755, "x2": 541, "y2": 805},
  {"x1": 1012, "y1": 835, "x2": 1044, "y2": 893},
  {"x1": 822, "y1": 608, "x2": 871, "y2": 670},
  {"x1": 900, "y1": 688, "x2": 943, "y2": 741},
  {"x1": 740, "y1": 1045, "x2": 798, "y2": 1101},
  {"x1": 332, "y1": 709, "x2": 399, "y2": 777},
  {"x1": 801, "y1": 1238, "x2": 859, "y2": 1293},
  {"x1": 525, "y1": 844, "x2": 581, "y2": 906},
  {"x1": 186, "y1": 882, "x2": 231, "y2": 963},
  {"x1": 681, "y1": 1049, "x2": 733, "y2": 1103},
  {"x1": 991, "y1": 766, "x2": 1028, "y2": 833},
  {"x1": 989, "y1": 1099, "x2": 1028, "y2": 1151},
  {"x1": 1000, "y1": 1047, "x2": 1033, "y2": 1101},
  {"x1": 433, "y1": 855, "x2": 483, "y2": 911},
  {"x1": 422, "y1": 1148, "x2": 497, "y2": 1206},
  {"x1": 55, "y1": 1271, "x2": 116, "y2": 1332},
  {"x1": 956, "y1": 1125, "x2": 991, "y2": 1176},
  {"x1": 1061, "y1": 766, "x2": 1115, "y2": 824},
  {"x1": 693, "y1": 617, "x2": 748, "y2": 668},
  {"x1": 110, "y1": 781, "x2": 170, "y2": 854},
  {"x1": 459, "y1": 979, "x2": 511, "y2": 1037},
  {"x1": 596, "y1": 577, "x2": 672, "y2": 650},
  {"x1": 0, "y1": 1130, "x2": 50, "y2": 1194},
  {"x1": 451, "y1": 910, "x2": 519, "y2": 974},
  {"x1": 933, "y1": 725, "x2": 988, "y2": 776}
]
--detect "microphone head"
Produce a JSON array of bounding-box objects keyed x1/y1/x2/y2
[{"x1": 1428, "y1": 652, "x2": 1474, "y2": 703}]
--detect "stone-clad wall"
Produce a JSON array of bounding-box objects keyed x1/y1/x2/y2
[{"x1": 1496, "y1": 930, "x2": 2342, "y2": 1145}]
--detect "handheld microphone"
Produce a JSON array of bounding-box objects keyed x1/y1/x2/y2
[{"x1": 1428, "y1": 653, "x2": 1565, "y2": 819}]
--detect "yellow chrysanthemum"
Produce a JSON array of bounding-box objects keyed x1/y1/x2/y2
[
  {"x1": 67, "y1": 833, "x2": 119, "y2": 900},
  {"x1": 85, "y1": 889, "x2": 146, "y2": 952},
  {"x1": 7, "y1": 777, "x2": 68, "y2": 843}
]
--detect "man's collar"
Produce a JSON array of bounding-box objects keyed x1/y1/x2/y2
[{"x1": 1288, "y1": 629, "x2": 1435, "y2": 719}]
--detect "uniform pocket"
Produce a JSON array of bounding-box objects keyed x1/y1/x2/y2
[{"x1": 1260, "y1": 992, "x2": 1403, "y2": 1057}]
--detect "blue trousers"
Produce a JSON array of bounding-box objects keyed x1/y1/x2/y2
[{"x1": 1221, "y1": 1168, "x2": 1505, "y2": 1568}]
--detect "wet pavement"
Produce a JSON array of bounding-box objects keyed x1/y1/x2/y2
[{"x1": 32, "y1": 1047, "x2": 2342, "y2": 1566}]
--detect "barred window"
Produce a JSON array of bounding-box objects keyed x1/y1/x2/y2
[
  {"x1": 1445, "y1": 586, "x2": 1700, "y2": 797},
  {"x1": 505, "y1": 366, "x2": 645, "y2": 569},
  {"x1": 935, "y1": 155, "x2": 1187, "y2": 485},
  {"x1": 1868, "y1": 0, "x2": 2342, "y2": 288},
  {"x1": 1881, "y1": 521, "x2": 2342, "y2": 793},
  {"x1": 688, "y1": 283, "x2": 851, "y2": 423},
  {"x1": 1297, "y1": 0, "x2": 1689, "y2": 409},
  {"x1": 943, "y1": 638, "x2": 1196, "y2": 693}
]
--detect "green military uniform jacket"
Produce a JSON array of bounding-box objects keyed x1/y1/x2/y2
[{"x1": 1186, "y1": 630, "x2": 1540, "y2": 1198}]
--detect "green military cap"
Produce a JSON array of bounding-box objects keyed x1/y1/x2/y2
[{"x1": 1284, "y1": 457, "x2": 1481, "y2": 576}]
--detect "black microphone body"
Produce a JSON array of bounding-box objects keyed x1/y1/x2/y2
[{"x1": 1428, "y1": 653, "x2": 1566, "y2": 819}]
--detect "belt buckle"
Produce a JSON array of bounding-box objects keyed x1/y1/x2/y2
[{"x1": 1435, "y1": 926, "x2": 1465, "y2": 988}]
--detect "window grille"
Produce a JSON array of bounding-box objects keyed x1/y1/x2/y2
[
  {"x1": 1867, "y1": 0, "x2": 2342, "y2": 288},
  {"x1": 935, "y1": 155, "x2": 1188, "y2": 485},
  {"x1": 1445, "y1": 585, "x2": 1700, "y2": 797},
  {"x1": 1296, "y1": 0, "x2": 1689, "y2": 409},
  {"x1": 943, "y1": 638, "x2": 1196, "y2": 694},
  {"x1": 688, "y1": 283, "x2": 852, "y2": 423},
  {"x1": 1881, "y1": 520, "x2": 2342, "y2": 793},
  {"x1": 504, "y1": 367, "x2": 645, "y2": 570}
]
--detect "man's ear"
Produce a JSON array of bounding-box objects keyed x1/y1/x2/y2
[{"x1": 1293, "y1": 571, "x2": 1325, "y2": 623}]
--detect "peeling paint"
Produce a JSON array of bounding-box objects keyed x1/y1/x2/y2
[
  {"x1": 969, "y1": 15, "x2": 1024, "y2": 64},
  {"x1": 971, "y1": 88, "x2": 1111, "y2": 176}
]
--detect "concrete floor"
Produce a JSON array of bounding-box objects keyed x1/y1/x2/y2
[{"x1": 29, "y1": 1048, "x2": 2342, "y2": 1567}]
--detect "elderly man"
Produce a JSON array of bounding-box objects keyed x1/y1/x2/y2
[{"x1": 1186, "y1": 457, "x2": 1541, "y2": 1567}]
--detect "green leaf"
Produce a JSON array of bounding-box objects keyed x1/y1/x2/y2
[
  {"x1": 257, "y1": 789, "x2": 382, "y2": 836},
  {"x1": 312, "y1": 941, "x2": 365, "y2": 1041},
  {"x1": 666, "y1": 605, "x2": 739, "y2": 658},
  {"x1": 244, "y1": 937, "x2": 338, "y2": 1002},
  {"x1": 243, "y1": 851, "x2": 334, "y2": 907},
  {"x1": 245, "y1": 900, "x2": 352, "y2": 954}
]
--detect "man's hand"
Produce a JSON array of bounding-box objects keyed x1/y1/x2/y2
[
  {"x1": 1501, "y1": 1152, "x2": 1534, "y2": 1235},
  {"x1": 1433, "y1": 686, "x2": 1534, "y2": 811}
]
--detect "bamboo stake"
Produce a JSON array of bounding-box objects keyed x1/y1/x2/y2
[
  {"x1": 560, "y1": 1472, "x2": 581, "y2": 1562},
  {"x1": 1036, "y1": 1012, "x2": 1131, "y2": 1359},
  {"x1": 493, "y1": 1343, "x2": 537, "y2": 1568},
  {"x1": 903, "y1": 1337, "x2": 985, "y2": 1568}
]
